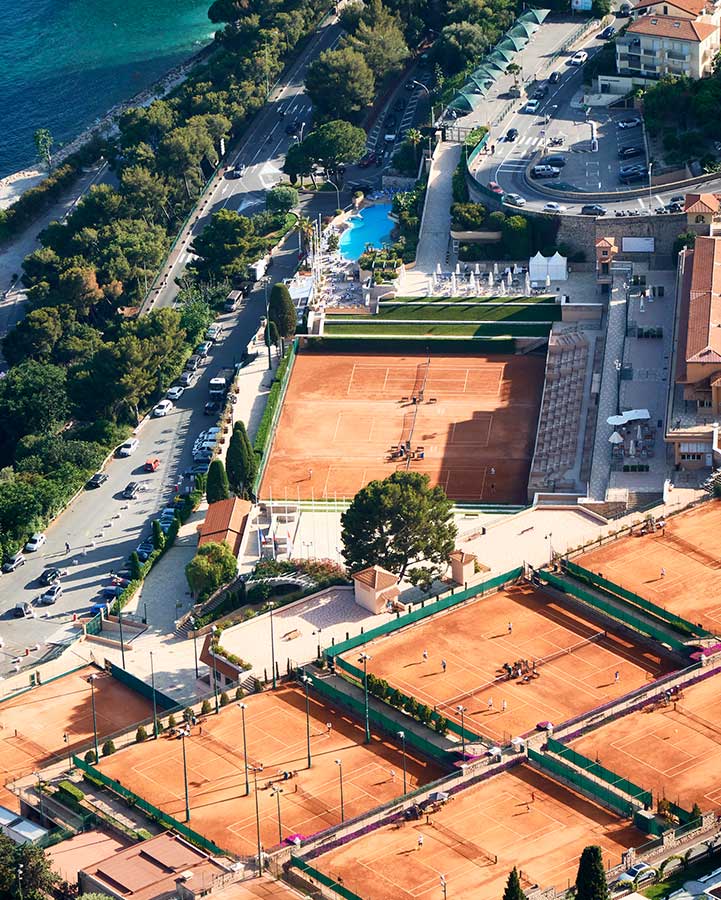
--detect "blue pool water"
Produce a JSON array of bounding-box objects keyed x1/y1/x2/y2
[{"x1": 339, "y1": 204, "x2": 394, "y2": 261}]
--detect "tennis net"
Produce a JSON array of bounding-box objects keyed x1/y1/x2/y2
[
  {"x1": 536, "y1": 630, "x2": 607, "y2": 667},
  {"x1": 673, "y1": 704, "x2": 721, "y2": 741}
]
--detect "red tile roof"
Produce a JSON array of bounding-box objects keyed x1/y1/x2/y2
[
  {"x1": 449, "y1": 550, "x2": 476, "y2": 564},
  {"x1": 352, "y1": 565, "x2": 398, "y2": 590},
  {"x1": 627, "y1": 14, "x2": 718, "y2": 40},
  {"x1": 198, "y1": 498, "x2": 251, "y2": 556},
  {"x1": 683, "y1": 237, "x2": 721, "y2": 368},
  {"x1": 684, "y1": 193, "x2": 721, "y2": 214},
  {"x1": 633, "y1": 0, "x2": 710, "y2": 16}
]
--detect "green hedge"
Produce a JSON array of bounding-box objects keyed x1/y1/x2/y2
[
  {"x1": 374, "y1": 303, "x2": 561, "y2": 323},
  {"x1": 324, "y1": 321, "x2": 553, "y2": 338}
]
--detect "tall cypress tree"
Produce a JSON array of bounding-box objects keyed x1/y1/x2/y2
[
  {"x1": 502, "y1": 867, "x2": 525, "y2": 900},
  {"x1": 226, "y1": 421, "x2": 256, "y2": 496},
  {"x1": 206, "y1": 459, "x2": 230, "y2": 504},
  {"x1": 575, "y1": 846, "x2": 609, "y2": 900}
]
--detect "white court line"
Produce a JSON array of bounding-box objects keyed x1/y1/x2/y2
[
  {"x1": 347, "y1": 363, "x2": 357, "y2": 395},
  {"x1": 332, "y1": 413, "x2": 343, "y2": 443},
  {"x1": 382, "y1": 367, "x2": 390, "y2": 392}
]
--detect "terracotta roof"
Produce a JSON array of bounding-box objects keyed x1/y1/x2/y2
[
  {"x1": 352, "y1": 565, "x2": 398, "y2": 590},
  {"x1": 449, "y1": 550, "x2": 476, "y2": 564},
  {"x1": 633, "y1": 0, "x2": 709, "y2": 15},
  {"x1": 198, "y1": 497, "x2": 251, "y2": 556},
  {"x1": 595, "y1": 237, "x2": 617, "y2": 249},
  {"x1": 684, "y1": 193, "x2": 721, "y2": 214},
  {"x1": 684, "y1": 237, "x2": 721, "y2": 367},
  {"x1": 379, "y1": 586, "x2": 401, "y2": 603},
  {"x1": 627, "y1": 14, "x2": 718, "y2": 40}
]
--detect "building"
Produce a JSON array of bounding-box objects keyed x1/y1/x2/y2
[
  {"x1": 352, "y1": 565, "x2": 400, "y2": 614},
  {"x1": 630, "y1": 0, "x2": 717, "y2": 20},
  {"x1": 684, "y1": 192, "x2": 721, "y2": 232},
  {"x1": 198, "y1": 498, "x2": 251, "y2": 557},
  {"x1": 78, "y1": 832, "x2": 232, "y2": 900},
  {"x1": 666, "y1": 235, "x2": 721, "y2": 469},
  {"x1": 616, "y1": 13, "x2": 720, "y2": 79}
]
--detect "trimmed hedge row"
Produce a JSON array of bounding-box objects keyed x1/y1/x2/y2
[
  {"x1": 253, "y1": 346, "x2": 294, "y2": 463},
  {"x1": 375, "y1": 303, "x2": 562, "y2": 323},
  {"x1": 324, "y1": 321, "x2": 553, "y2": 337}
]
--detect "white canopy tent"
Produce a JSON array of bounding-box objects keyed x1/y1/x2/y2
[
  {"x1": 528, "y1": 251, "x2": 568, "y2": 284},
  {"x1": 606, "y1": 409, "x2": 651, "y2": 427}
]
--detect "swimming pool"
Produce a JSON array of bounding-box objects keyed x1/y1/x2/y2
[{"x1": 339, "y1": 203, "x2": 394, "y2": 261}]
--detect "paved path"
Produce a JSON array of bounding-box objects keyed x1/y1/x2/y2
[{"x1": 413, "y1": 142, "x2": 460, "y2": 276}]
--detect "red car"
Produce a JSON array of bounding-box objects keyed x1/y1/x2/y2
[
  {"x1": 144, "y1": 457, "x2": 160, "y2": 472},
  {"x1": 358, "y1": 152, "x2": 377, "y2": 168},
  {"x1": 488, "y1": 181, "x2": 504, "y2": 195}
]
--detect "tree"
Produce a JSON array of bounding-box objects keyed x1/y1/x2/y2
[
  {"x1": 191, "y1": 209, "x2": 256, "y2": 281},
  {"x1": 575, "y1": 846, "x2": 609, "y2": 900},
  {"x1": 34, "y1": 128, "x2": 53, "y2": 169},
  {"x1": 264, "y1": 320, "x2": 280, "y2": 347},
  {"x1": 226, "y1": 420, "x2": 256, "y2": 496},
  {"x1": 268, "y1": 282, "x2": 297, "y2": 338},
  {"x1": 185, "y1": 541, "x2": 238, "y2": 599},
  {"x1": 406, "y1": 128, "x2": 423, "y2": 163},
  {"x1": 129, "y1": 551, "x2": 143, "y2": 580},
  {"x1": 304, "y1": 120, "x2": 367, "y2": 180},
  {"x1": 341, "y1": 471, "x2": 457, "y2": 577},
  {"x1": 152, "y1": 519, "x2": 166, "y2": 551},
  {"x1": 305, "y1": 48, "x2": 375, "y2": 121},
  {"x1": 503, "y1": 867, "x2": 525, "y2": 900},
  {"x1": 342, "y1": 2, "x2": 409, "y2": 79},
  {"x1": 435, "y1": 23, "x2": 488, "y2": 74},
  {"x1": 0, "y1": 360, "x2": 69, "y2": 462},
  {"x1": 507, "y1": 62, "x2": 522, "y2": 86},
  {"x1": 266, "y1": 185, "x2": 299, "y2": 213},
  {"x1": 0, "y1": 830, "x2": 58, "y2": 898},
  {"x1": 283, "y1": 142, "x2": 315, "y2": 187},
  {"x1": 207, "y1": 458, "x2": 230, "y2": 504}
]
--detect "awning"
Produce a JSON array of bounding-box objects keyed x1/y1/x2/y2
[
  {"x1": 609, "y1": 431, "x2": 624, "y2": 444},
  {"x1": 519, "y1": 8, "x2": 550, "y2": 24},
  {"x1": 606, "y1": 409, "x2": 651, "y2": 426}
]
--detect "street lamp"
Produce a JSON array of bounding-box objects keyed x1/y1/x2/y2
[
  {"x1": 180, "y1": 727, "x2": 191, "y2": 821},
  {"x1": 210, "y1": 625, "x2": 220, "y2": 713},
  {"x1": 301, "y1": 674, "x2": 312, "y2": 768},
  {"x1": 118, "y1": 603, "x2": 126, "y2": 669},
  {"x1": 325, "y1": 178, "x2": 341, "y2": 211},
  {"x1": 251, "y1": 765, "x2": 263, "y2": 873},
  {"x1": 34, "y1": 771, "x2": 44, "y2": 823},
  {"x1": 614, "y1": 357, "x2": 622, "y2": 414},
  {"x1": 358, "y1": 652, "x2": 372, "y2": 744},
  {"x1": 88, "y1": 674, "x2": 99, "y2": 762},
  {"x1": 150, "y1": 651, "x2": 158, "y2": 739},
  {"x1": 17, "y1": 863, "x2": 24, "y2": 900},
  {"x1": 397, "y1": 731, "x2": 407, "y2": 794},
  {"x1": 648, "y1": 161, "x2": 653, "y2": 209},
  {"x1": 335, "y1": 759, "x2": 345, "y2": 822},
  {"x1": 191, "y1": 618, "x2": 199, "y2": 679},
  {"x1": 271, "y1": 784, "x2": 283, "y2": 843},
  {"x1": 440, "y1": 874, "x2": 447, "y2": 899},
  {"x1": 239, "y1": 702, "x2": 250, "y2": 795},
  {"x1": 545, "y1": 532, "x2": 553, "y2": 566},
  {"x1": 263, "y1": 279, "x2": 273, "y2": 371},
  {"x1": 412, "y1": 80, "x2": 436, "y2": 127},
  {"x1": 269, "y1": 602, "x2": 277, "y2": 689},
  {"x1": 456, "y1": 705, "x2": 467, "y2": 760}
]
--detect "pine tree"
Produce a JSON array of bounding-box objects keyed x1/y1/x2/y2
[
  {"x1": 575, "y1": 846, "x2": 609, "y2": 900},
  {"x1": 206, "y1": 459, "x2": 230, "y2": 504},
  {"x1": 502, "y1": 867, "x2": 525, "y2": 900}
]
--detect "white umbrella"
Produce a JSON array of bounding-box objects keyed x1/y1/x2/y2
[
  {"x1": 493, "y1": 262, "x2": 499, "y2": 275},
  {"x1": 488, "y1": 271, "x2": 494, "y2": 289},
  {"x1": 607, "y1": 415, "x2": 626, "y2": 426},
  {"x1": 506, "y1": 271, "x2": 512, "y2": 289},
  {"x1": 455, "y1": 262, "x2": 461, "y2": 274},
  {"x1": 525, "y1": 272, "x2": 531, "y2": 294},
  {"x1": 637, "y1": 424, "x2": 643, "y2": 442},
  {"x1": 427, "y1": 277, "x2": 434, "y2": 296},
  {"x1": 629, "y1": 440, "x2": 636, "y2": 458},
  {"x1": 545, "y1": 273, "x2": 551, "y2": 289},
  {"x1": 498, "y1": 280, "x2": 506, "y2": 296},
  {"x1": 451, "y1": 273, "x2": 457, "y2": 295},
  {"x1": 436, "y1": 262, "x2": 442, "y2": 275},
  {"x1": 469, "y1": 272, "x2": 477, "y2": 293},
  {"x1": 609, "y1": 431, "x2": 624, "y2": 444},
  {"x1": 475, "y1": 263, "x2": 481, "y2": 274}
]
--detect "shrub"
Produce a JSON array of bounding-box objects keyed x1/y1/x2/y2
[
  {"x1": 434, "y1": 716, "x2": 448, "y2": 735},
  {"x1": 135, "y1": 828, "x2": 153, "y2": 841},
  {"x1": 254, "y1": 677, "x2": 263, "y2": 693},
  {"x1": 220, "y1": 691, "x2": 230, "y2": 707},
  {"x1": 84, "y1": 749, "x2": 97, "y2": 764},
  {"x1": 183, "y1": 707, "x2": 194, "y2": 723},
  {"x1": 154, "y1": 719, "x2": 165, "y2": 736},
  {"x1": 135, "y1": 725, "x2": 148, "y2": 743},
  {"x1": 235, "y1": 687, "x2": 244, "y2": 700},
  {"x1": 201, "y1": 699, "x2": 212, "y2": 715},
  {"x1": 168, "y1": 714, "x2": 177, "y2": 728},
  {"x1": 101, "y1": 740, "x2": 116, "y2": 757},
  {"x1": 58, "y1": 780, "x2": 85, "y2": 803}
]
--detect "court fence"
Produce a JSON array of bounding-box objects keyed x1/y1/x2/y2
[
  {"x1": 289, "y1": 856, "x2": 363, "y2": 900},
  {"x1": 252, "y1": 337, "x2": 299, "y2": 495},
  {"x1": 561, "y1": 559, "x2": 711, "y2": 639},
  {"x1": 72, "y1": 755, "x2": 230, "y2": 857},
  {"x1": 545, "y1": 737, "x2": 652, "y2": 807},
  {"x1": 541, "y1": 570, "x2": 690, "y2": 654},
  {"x1": 528, "y1": 747, "x2": 637, "y2": 818},
  {"x1": 107, "y1": 661, "x2": 177, "y2": 711}
]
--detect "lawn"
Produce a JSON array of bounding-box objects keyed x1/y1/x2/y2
[
  {"x1": 323, "y1": 321, "x2": 553, "y2": 337},
  {"x1": 641, "y1": 851, "x2": 721, "y2": 899},
  {"x1": 374, "y1": 303, "x2": 561, "y2": 322},
  {"x1": 389, "y1": 294, "x2": 557, "y2": 305}
]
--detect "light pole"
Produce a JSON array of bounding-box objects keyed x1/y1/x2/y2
[
  {"x1": 150, "y1": 651, "x2": 158, "y2": 739},
  {"x1": 251, "y1": 765, "x2": 263, "y2": 873},
  {"x1": 440, "y1": 875, "x2": 447, "y2": 899},
  {"x1": 614, "y1": 357, "x2": 622, "y2": 414},
  {"x1": 263, "y1": 278, "x2": 273, "y2": 370},
  {"x1": 191, "y1": 618, "x2": 199, "y2": 679},
  {"x1": 301, "y1": 674, "x2": 312, "y2": 768},
  {"x1": 271, "y1": 784, "x2": 283, "y2": 843},
  {"x1": 17, "y1": 864, "x2": 23, "y2": 900},
  {"x1": 88, "y1": 674, "x2": 99, "y2": 762},
  {"x1": 412, "y1": 80, "x2": 435, "y2": 127},
  {"x1": 210, "y1": 625, "x2": 220, "y2": 713},
  {"x1": 335, "y1": 759, "x2": 345, "y2": 822},
  {"x1": 545, "y1": 532, "x2": 553, "y2": 566},
  {"x1": 648, "y1": 161, "x2": 653, "y2": 209},
  {"x1": 397, "y1": 731, "x2": 407, "y2": 794},
  {"x1": 269, "y1": 602, "x2": 277, "y2": 689},
  {"x1": 325, "y1": 178, "x2": 341, "y2": 211},
  {"x1": 359, "y1": 652, "x2": 372, "y2": 744},
  {"x1": 456, "y1": 705, "x2": 467, "y2": 760},
  {"x1": 118, "y1": 603, "x2": 126, "y2": 669},
  {"x1": 180, "y1": 726, "x2": 191, "y2": 821},
  {"x1": 34, "y1": 771, "x2": 44, "y2": 823},
  {"x1": 239, "y1": 703, "x2": 250, "y2": 795}
]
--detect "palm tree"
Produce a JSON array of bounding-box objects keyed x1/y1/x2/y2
[
  {"x1": 297, "y1": 216, "x2": 314, "y2": 254},
  {"x1": 406, "y1": 128, "x2": 423, "y2": 163},
  {"x1": 507, "y1": 62, "x2": 522, "y2": 87}
]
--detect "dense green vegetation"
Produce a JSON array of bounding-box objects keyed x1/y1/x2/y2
[
  {"x1": 324, "y1": 320, "x2": 552, "y2": 337},
  {"x1": 374, "y1": 302, "x2": 561, "y2": 321},
  {"x1": 0, "y1": 0, "x2": 328, "y2": 560}
]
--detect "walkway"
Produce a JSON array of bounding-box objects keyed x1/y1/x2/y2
[{"x1": 414, "y1": 142, "x2": 460, "y2": 275}]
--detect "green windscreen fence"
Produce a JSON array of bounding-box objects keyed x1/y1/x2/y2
[
  {"x1": 301, "y1": 670, "x2": 456, "y2": 768},
  {"x1": 542, "y1": 571, "x2": 689, "y2": 653},
  {"x1": 108, "y1": 661, "x2": 177, "y2": 710},
  {"x1": 290, "y1": 855, "x2": 363, "y2": 900},
  {"x1": 326, "y1": 567, "x2": 523, "y2": 661},
  {"x1": 253, "y1": 337, "x2": 299, "y2": 494},
  {"x1": 72, "y1": 755, "x2": 228, "y2": 856},
  {"x1": 563, "y1": 560, "x2": 709, "y2": 639},
  {"x1": 546, "y1": 737, "x2": 652, "y2": 807},
  {"x1": 528, "y1": 747, "x2": 636, "y2": 818}
]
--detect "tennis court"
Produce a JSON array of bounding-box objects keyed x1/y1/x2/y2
[
  {"x1": 342, "y1": 583, "x2": 674, "y2": 744},
  {"x1": 0, "y1": 666, "x2": 152, "y2": 809},
  {"x1": 578, "y1": 501, "x2": 721, "y2": 634},
  {"x1": 314, "y1": 763, "x2": 639, "y2": 900},
  {"x1": 571, "y1": 673, "x2": 721, "y2": 813},
  {"x1": 260, "y1": 351, "x2": 545, "y2": 503},
  {"x1": 99, "y1": 684, "x2": 442, "y2": 857}
]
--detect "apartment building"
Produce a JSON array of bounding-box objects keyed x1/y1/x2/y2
[{"x1": 616, "y1": 14, "x2": 719, "y2": 78}]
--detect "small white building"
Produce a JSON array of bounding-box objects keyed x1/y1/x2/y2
[{"x1": 352, "y1": 565, "x2": 400, "y2": 614}]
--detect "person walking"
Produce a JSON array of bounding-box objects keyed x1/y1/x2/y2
[
  {"x1": 441, "y1": 659, "x2": 447, "y2": 673},
  {"x1": 507, "y1": 622, "x2": 513, "y2": 635},
  {"x1": 422, "y1": 649, "x2": 428, "y2": 663},
  {"x1": 64, "y1": 541, "x2": 70, "y2": 554},
  {"x1": 614, "y1": 670, "x2": 620, "y2": 684},
  {"x1": 502, "y1": 699, "x2": 507, "y2": 712},
  {"x1": 417, "y1": 834, "x2": 424, "y2": 850}
]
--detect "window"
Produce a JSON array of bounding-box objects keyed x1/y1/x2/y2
[
  {"x1": 651, "y1": 285, "x2": 665, "y2": 297},
  {"x1": 681, "y1": 452, "x2": 703, "y2": 460},
  {"x1": 696, "y1": 215, "x2": 706, "y2": 223},
  {"x1": 698, "y1": 399, "x2": 712, "y2": 408},
  {"x1": 680, "y1": 441, "x2": 709, "y2": 452}
]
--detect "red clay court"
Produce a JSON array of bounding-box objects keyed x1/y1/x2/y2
[
  {"x1": 342, "y1": 583, "x2": 674, "y2": 744},
  {"x1": 572, "y1": 672, "x2": 721, "y2": 813},
  {"x1": 315, "y1": 763, "x2": 640, "y2": 900},
  {"x1": 99, "y1": 684, "x2": 442, "y2": 857},
  {"x1": 261, "y1": 351, "x2": 545, "y2": 503},
  {"x1": 578, "y1": 500, "x2": 721, "y2": 635},
  {"x1": 0, "y1": 666, "x2": 152, "y2": 809}
]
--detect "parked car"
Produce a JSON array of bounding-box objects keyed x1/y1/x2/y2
[
  {"x1": 666, "y1": 201, "x2": 684, "y2": 212},
  {"x1": 166, "y1": 385, "x2": 184, "y2": 401},
  {"x1": 385, "y1": 114, "x2": 398, "y2": 129},
  {"x1": 488, "y1": 181, "x2": 504, "y2": 194},
  {"x1": 581, "y1": 204, "x2": 607, "y2": 216},
  {"x1": 531, "y1": 165, "x2": 560, "y2": 178},
  {"x1": 206, "y1": 324, "x2": 223, "y2": 342},
  {"x1": 196, "y1": 341, "x2": 212, "y2": 358},
  {"x1": 549, "y1": 71, "x2": 561, "y2": 83},
  {"x1": 617, "y1": 863, "x2": 655, "y2": 886},
  {"x1": 543, "y1": 202, "x2": 567, "y2": 212},
  {"x1": 122, "y1": 482, "x2": 140, "y2": 500},
  {"x1": 504, "y1": 193, "x2": 526, "y2": 206},
  {"x1": 524, "y1": 99, "x2": 540, "y2": 113},
  {"x1": 204, "y1": 400, "x2": 222, "y2": 416},
  {"x1": 225, "y1": 167, "x2": 242, "y2": 179},
  {"x1": 533, "y1": 84, "x2": 548, "y2": 99},
  {"x1": 618, "y1": 117, "x2": 641, "y2": 129},
  {"x1": 144, "y1": 457, "x2": 161, "y2": 472},
  {"x1": 39, "y1": 584, "x2": 63, "y2": 605},
  {"x1": 185, "y1": 354, "x2": 202, "y2": 372},
  {"x1": 619, "y1": 145, "x2": 644, "y2": 159},
  {"x1": 540, "y1": 155, "x2": 566, "y2": 167},
  {"x1": 358, "y1": 152, "x2": 377, "y2": 168},
  {"x1": 25, "y1": 533, "x2": 46, "y2": 552},
  {"x1": 152, "y1": 399, "x2": 173, "y2": 418},
  {"x1": 117, "y1": 438, "x2": 139, "y2": 457},
  {"x1": 100, "y1": 585, "x2": 124, "y2": 599},
  {"x1": 620, "y1": 162, "x2": 646, "y2": 176},
  {"x1": 505, "y1": 128, "x2": 518, "y2": 142},
  {"x1": 13, "y1": 602, "x2": 34, "y2": 618},
  {"x1": 136, "y1": 538, "x2": 155, "y2": 562},
  {"x1": 570, "y1": 50, "x2": 588, "y2": 65},
  {"x1": 619, "y1": 170, "x2": 646, "y2": 184},
  {"x1": 178, "y1": 371, "x2": 197, "y2": 388},
  {"x1": 599, "y1": 25, "x2": 616, "y2": 38},
  {"x1": 86, "y1": 472, "x2": 108, "y2": 490},
  {"x1": 2, "y1": 552, "x2": 25, "y2": 573},
  {"x1": 39, "y1": 567, "x2": 66, "y2": 586}
]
